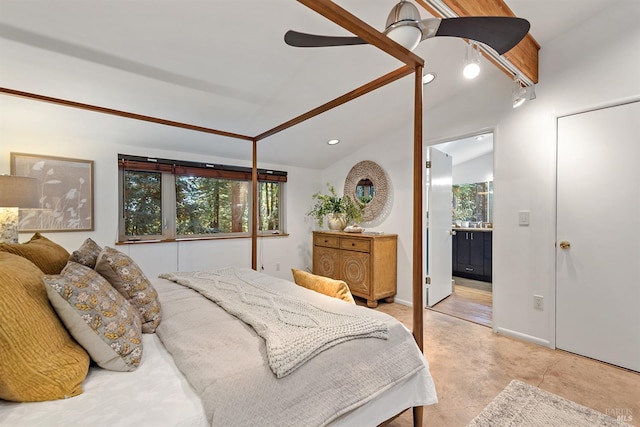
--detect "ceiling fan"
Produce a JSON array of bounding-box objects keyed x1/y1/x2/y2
[{"x1": 284, "y1": 0, "x2": 530, "y2": 55}]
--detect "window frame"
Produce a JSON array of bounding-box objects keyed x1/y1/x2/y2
[{"x1": 118, "y1": 154, "x2": 287, "y2": 242}]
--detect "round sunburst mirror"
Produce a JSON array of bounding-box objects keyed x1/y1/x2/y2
[{"x1": 344, "y1": 160, "x2": 390, "y2": 223}]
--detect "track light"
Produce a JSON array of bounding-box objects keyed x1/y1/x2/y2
[
  {"x1": 512, "y1": 77, "x2": 527, "y2": 108},
  {"x1": 463, "y1": 42, "x2": 481, "y2": 79}
]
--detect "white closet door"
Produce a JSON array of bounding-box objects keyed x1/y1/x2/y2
[{"x1": 556, "y1": 101, "x2": 640, "y2": 371}]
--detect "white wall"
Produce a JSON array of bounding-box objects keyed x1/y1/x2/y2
[
  {"x1": 320, "y1": 2, "x2": 640, "y2": 346},
  {"x1": 491, "y1": 4, "x2": 640, "y2": 346},
  {"x1": 453, "y1": 152, "x2": 493, "y2": 185},
  {"x1": 426, "y1": 4, "x2": 640, "y2": 346},
  {"x1": 319, "y1": 83, "x2": 417, "y2": 304},
  {"x1": 0, "y1": 95, "x2": 320, "y2": 281}
]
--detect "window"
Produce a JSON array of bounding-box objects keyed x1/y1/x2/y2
[
  {"x1": 118, "y1": 155, "x2": 286, "y2": 241},
  {"x1": 452, "y1": 181, "x2": 493, "y2": 224}
]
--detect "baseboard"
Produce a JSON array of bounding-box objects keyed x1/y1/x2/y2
[
  {"x1": 496, "y1": 327, "x2": 552, "y2": 348},
  {"x1": 393, "y1": 297, "x2": 412, "y2": 307}
]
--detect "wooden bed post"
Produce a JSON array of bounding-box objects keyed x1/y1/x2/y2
[
  {"x1": 412, "y1": 65, "x2": 424, "y2": 352},
  {"x1": 251, "y1": 138, "x2": 258, "y2": 270},
  {"x1": 412, "y1": 64, "x2": 424, "y2": 427}
]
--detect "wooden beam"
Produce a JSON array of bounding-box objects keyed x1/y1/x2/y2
[
  {"x1": 412, "y1": 65, "x2": 424, "y2": 353},
  {"x1": 412, "y1": 64, "x2": 425, "y2": 427},
  {"x1": 251, "y1": 139, "x2": 258, "y2": 270},
  {"x1": 255, "y1": 65, "x2": 414, "y2": 141},
  {"x1": 415, "y1": 0, "x2": 540, "y2": 83},
  {"x1": 296, "y1": 0, "x2": 424, "y2": 68},
  {"x1": 0, "y1": 87, "x2": 254, "y2": 141}
]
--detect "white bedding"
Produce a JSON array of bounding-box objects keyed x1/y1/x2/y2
[
  {"x1": 0, "y1": 271, "x2": 437, "y2": 427},
  {"x1": 0, "y1": 334, "x2": 208, "y2": 427},
  {"x1": 155, "y1": 268, "x2": 437, "y2": 426}
]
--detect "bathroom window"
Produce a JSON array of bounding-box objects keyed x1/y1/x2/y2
[{"x1": 452, "y1": 182, "x2": 493, "y2": 224}]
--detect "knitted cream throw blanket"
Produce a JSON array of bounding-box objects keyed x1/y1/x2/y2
[{"x1": 159, "y1": 267, "x2": 388, "y2": 378}]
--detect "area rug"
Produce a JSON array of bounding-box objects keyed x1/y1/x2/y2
[{"x1": 467, "y1": 380, "x2": 630, "y2": 426}]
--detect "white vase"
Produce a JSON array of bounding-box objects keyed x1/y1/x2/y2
[{"x1": 327, "y1": 213, "x2": 347, "y2": 231}]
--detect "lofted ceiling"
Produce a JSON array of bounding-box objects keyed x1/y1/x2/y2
[{"x1": 0, "y1": 0, "x2": 621, "y2": 169}]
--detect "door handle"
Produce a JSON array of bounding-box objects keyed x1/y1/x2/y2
[{"x1": 559, "y1": 241, "x2": 571, "y2": 250}]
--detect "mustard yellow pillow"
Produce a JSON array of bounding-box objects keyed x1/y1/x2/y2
[
  {"x1": 0, "y1": 252, "x2": 89, "y2": 402},
  {"x1": 0, "y1": 232, "x2": 70, "y2": 274},
  {"x1": 291, "y1": 269, "x2": 355, "y2": 304}
]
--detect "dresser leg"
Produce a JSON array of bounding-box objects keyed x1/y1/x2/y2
[
  {"x1": 384, "y1": 296, "x2": 395, "y2": 303},
  {"x1": 367, "y1": 299, "x2": 378, "y2": 308}
]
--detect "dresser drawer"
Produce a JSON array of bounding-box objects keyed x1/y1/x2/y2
[
  {"x1": 314, "y1": 234, "x2": 340, "y2": 248},
  {"x1": 340, "y1": 238, "x2": 370, "y2": 253}
]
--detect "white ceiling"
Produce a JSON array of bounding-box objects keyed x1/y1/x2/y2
[
  {"x1": 434, "y1": 132, "x2": 493, "y2": 166},
  {"x1": 0, "y1": 0, "x2": 622, "y2": 169}
]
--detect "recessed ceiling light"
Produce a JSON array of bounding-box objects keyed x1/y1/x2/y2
[
  {"x1": 327, "y1": 139, "x2": 340, "y2": 145},
  {"x1": 475, "y1": 135, "x2": 486, "y2": 141},
  {"x1": 422, "y1": 73, "x2": 436, "y2": 85}
]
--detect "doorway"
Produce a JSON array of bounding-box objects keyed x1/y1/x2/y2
[{"x1": 427, "y1": 131, "x2": 494, "y2": 327}]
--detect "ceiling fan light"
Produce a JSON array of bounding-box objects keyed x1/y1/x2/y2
[{"x1": 386, "y1": 25, "x2": 422, "y2": 51}]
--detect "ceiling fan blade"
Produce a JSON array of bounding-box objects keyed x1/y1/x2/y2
[
  {"x1": 284, "y1": 30, "x2": 367, "y2": 48},
  {"x1": 434, "y1": 17, "x2": 530, "y2": 55}
]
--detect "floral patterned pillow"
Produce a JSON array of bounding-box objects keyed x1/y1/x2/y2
[
  {"x1": 43, "y1": 262, "x2": 143, "y2": 372},
  {"x1": 95, "y1": 247, "x2": 161, "y2": 333},
  {"x1": 69, "y1": 238, "x2": 102, "y2": 269}
]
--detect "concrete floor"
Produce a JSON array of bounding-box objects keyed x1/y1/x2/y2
[{"x1": 374, "y1": 302, "x2": 640, "y2": 427}]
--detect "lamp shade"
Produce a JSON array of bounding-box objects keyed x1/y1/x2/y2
[{"x1": 0, "y1": 175, "x2": 39, "y2": 208}]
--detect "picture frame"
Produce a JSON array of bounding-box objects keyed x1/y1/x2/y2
[{"x1": 10, "y1": 152, "x2": 94, "y2": 232}]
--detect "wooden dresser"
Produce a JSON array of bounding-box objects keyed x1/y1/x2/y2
[{"x1": 312, "y1": 231, "x2": 397, "y2": 308}]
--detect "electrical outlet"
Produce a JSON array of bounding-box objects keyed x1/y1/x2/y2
[{"x1": 534, "y1": 295, "x2": 543, "y2": 310}]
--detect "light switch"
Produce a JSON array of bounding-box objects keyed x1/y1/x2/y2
[{"x1": 518, "y1": 210, "x2": 530, "y2": 226}]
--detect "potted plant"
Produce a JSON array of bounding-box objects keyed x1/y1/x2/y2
[{"x1": 307, "y1": 183, "x2": 363, "y2": 230}]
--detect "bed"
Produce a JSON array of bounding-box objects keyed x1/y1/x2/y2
[{"x1": 0, "y1": 236, "x2": 437, "y2": 427}]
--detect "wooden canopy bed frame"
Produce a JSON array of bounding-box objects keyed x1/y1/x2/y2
[{"x1": 0, "y1": 1, "x2": 467, "y2": 424}]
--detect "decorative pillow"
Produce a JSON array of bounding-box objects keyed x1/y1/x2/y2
[
  {"x1": 43, "y1": 262, "x2": 143, "y2": 372},
  {"x1": 95, "y1": 247, "x2": 161, "y2": 333},
  {"x1": 0, "y1": 232, "x2": 70, "y2": 274},
  {"x1": 291, "y1": 269, "x2": 356, "y2": 304},
  {"x1": 0, "y1": 252, "x2": 89, "y2": 402},
  {"x1": 69, "y1": 238, "x2": 102, "y2": 268}
]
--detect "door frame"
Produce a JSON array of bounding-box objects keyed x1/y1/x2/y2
[{"x1": 424, "y1": 127, "x2": 496, "y2": 318}]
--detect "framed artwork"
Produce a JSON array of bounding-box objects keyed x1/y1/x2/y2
[{"x1": 11, "y1": 152, "x2": 94, "y2": 232}]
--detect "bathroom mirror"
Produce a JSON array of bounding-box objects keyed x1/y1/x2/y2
[{"x1": 344, "y1": 160, "x2": 389, "y2": 223}]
